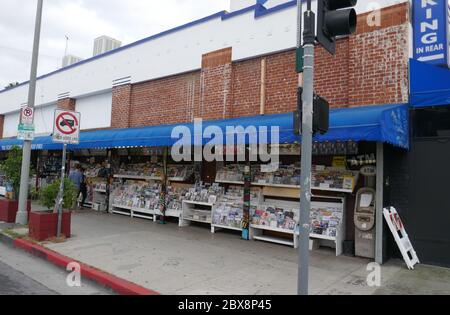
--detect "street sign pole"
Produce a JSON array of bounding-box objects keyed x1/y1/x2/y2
[
  {"x1": 52, "y1": 109, "x2": 81, "y2": 237},
  {"x1": 17, "y1": 0, "x2": 44, "y2": 225},
  {"x1": 55, "y1": 144, "x2": 67, "y2": 238},
  {"x1": 298, "y1": 0, "x2": 315, "y2": 296}
]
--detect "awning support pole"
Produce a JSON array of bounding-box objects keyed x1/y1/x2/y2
[{"x1": 376, "y1": 142, "x2": 384, "y2": 264}]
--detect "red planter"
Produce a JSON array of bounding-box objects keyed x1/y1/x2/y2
[
  {"x1": 0, "y1": 199, "x2": 31, "y2": 223},
  {"x1": 29, "y1": 211, "x2": 72, "y2": 242}
]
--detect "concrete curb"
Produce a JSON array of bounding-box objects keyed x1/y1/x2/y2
[
  {"x1": 0, "y1": 233, "x2": 160, "y2": 295},
  {"x1": 0, "y1": 231, "x2": 14, "y2": 248}
]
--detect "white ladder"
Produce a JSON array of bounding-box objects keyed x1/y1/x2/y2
[{"x1": 383, "y1": 207, "x2": 420, "y2": 270}]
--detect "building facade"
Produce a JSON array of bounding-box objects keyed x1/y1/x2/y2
[
  {"x1": 0, "y1": 0, "x2": 411, "y2": 137},
  {"x1": 3, "y1": 0, "x2": 450, "y2": 267}
]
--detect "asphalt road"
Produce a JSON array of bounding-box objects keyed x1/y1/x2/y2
[{"x1": 0, "y1": 242, "x2": 113, "y2": 295}]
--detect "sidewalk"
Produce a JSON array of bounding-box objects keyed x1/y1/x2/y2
[
  {"x1": 29, "y1": 210, "x2": 448, "y2": 295},
  {"x1": 3, "y1": 209, "x2": 450, "y2": 295}
]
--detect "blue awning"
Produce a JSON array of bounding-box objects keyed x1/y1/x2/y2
[
  {"x1": 410, "y1": 59, "x2": 450, "y2": 108},
  {"x1": 0, "y1": 103, "x2": 409, "y2": 151}
]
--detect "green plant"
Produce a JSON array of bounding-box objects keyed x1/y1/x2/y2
[
  {"x1": 0, "y1": 146, "x2": 23, "y2": 200},
  {"x1": 39, "y1": 179, "x2": 77, "y2": 211}
]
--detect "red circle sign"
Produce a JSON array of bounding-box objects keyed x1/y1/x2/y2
[
  {"x1": 23, "y1": 108, "x2": 33, "y2": 117},
  {"x1": 56, "y1": 112, "x2": 79, "y2": 135}
]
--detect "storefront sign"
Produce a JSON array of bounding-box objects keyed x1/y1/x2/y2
[
  {"x1": 413, "y1": 0, "x2": 449, "y2": 67},
  {"x1": 52, "y1": 110, "x2": 81, "y2": 144}
]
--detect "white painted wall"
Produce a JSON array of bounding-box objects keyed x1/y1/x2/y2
[
  {"x1": 2, "y1": 104, "x2": 57, "y2": 138},
  {"x1": 3, "y1": 113, "x2": 19, "y2": 138},
  {"x1": 75, "y1": 92, "x2": 112, "y2": 130},
  {"x1": 230, "y1": 0, "x2": 255, "y2": 11},
  {"x1": 34, "y1": 104, "x2": 57, "y2": 135}
]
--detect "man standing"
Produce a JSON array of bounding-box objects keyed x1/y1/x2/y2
[{"x1": 69, "y1": 164, "x2": 83, "y2": 208}]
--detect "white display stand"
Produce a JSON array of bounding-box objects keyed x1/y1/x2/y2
[
  {"x1": 250, "y1": 197, "x2": 346, "y2": 256},
  {"x1": 155, "y1": 208, "x2": 182, "y2": 220},
  {"x1": 111, "y1": 204, "x2": 157, "y2": 222},
  {"x1": 110, "y1": 174, "x2": 161, "y2": 222},
  {"x1": 250, "y1": 224, "x2": 299, "y2": 247},
  {"x1": 180, "y1": 200, "x2": 214, "y2": 229},
  {"x1": 92, "y1": 188, "x2": 108, "y2": 212},
  {"x1": 309, "y1": 199, "x2": 346, "y2": 256}
]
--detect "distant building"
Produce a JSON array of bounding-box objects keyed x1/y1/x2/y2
[
  {"x1": 93, "y1": 36, "x2": 122, "y2": 57},
  {"x1": 62, "y1": 55, "x2": 83, "y2": 68}
]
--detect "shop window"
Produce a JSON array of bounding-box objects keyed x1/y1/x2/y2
[{"x1": 413, "y1": 106, "x2": 450, "y2": 138}]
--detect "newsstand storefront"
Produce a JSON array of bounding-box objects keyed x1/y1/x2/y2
[
  {"x1": 0, "y1": 104, "x2": 409, "y2": 264},
  {"x1": 383, "y1": 60, "x2": 450, "y2": 267}
]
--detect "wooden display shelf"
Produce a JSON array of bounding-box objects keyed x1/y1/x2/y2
[{"x1": 216, "y1": 179, "x2": 356, "y2": 194}]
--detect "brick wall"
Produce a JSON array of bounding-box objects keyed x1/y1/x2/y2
[
  {"x1": 315, "y1": 39, "x2": 350, "y2": 108},
  {"x1": 348, "y1": 2, "x2": 410, "y2": 106},
  {"x1": 231, "y1": 57, "x2": 261, "y2": 117},
  {"x1": 264, "y1": 50, "x2": 298, "y2": 115},
  {"x1": 111, "y1": 84, "x2": 132, "y2": 129},
  {"x1": 57, "y1": 98, "x2": 76, "y2": 111},
  {"x1": 109, "y1": 2, "x2": 409, "y2": 128},
  {"x1": 129, "y1": 72, "x2": 200, "y2": 127},
  {"x1": 199, "y1": 48, "x2": 233, "y2": 121}
]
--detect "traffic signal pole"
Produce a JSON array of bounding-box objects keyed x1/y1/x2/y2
[
  {"x1": 298, "y1": 0, "x2": 315, "y2": 296},
  {"x1": 16, "y1": 0, "x2": 44, "y2": 225}
]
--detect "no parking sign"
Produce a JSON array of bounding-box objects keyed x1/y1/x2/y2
[{"x1": 52, "y1": 109, "x2": 81, "y2": 144}]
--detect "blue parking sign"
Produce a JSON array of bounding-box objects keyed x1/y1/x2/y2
[{"x1": 413, "y1": 0, "x2": 449, "y2": 67}]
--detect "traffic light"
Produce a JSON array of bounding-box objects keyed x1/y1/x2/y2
[
  {"x1": 317, "y1": 0, "x2": 358, "y2": 55},
  {"x1": 294, "y1": 88, "x2": 330, "y2": 136}
]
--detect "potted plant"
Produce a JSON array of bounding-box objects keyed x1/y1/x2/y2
[
  {"x1": 0, "y1": 146, "x2": 32, "y2": 223},
  {"x1": 29, "y1": 179, "x2": 76, "y2": 241}
]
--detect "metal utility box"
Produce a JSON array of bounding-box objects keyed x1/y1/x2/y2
[{"x1": 354, "y1": 188, "x2": 376, "y2": 259}]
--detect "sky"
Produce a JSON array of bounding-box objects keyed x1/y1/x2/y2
[{"x1": 0, "y1": 0, "x2": 230, "y2": 89}]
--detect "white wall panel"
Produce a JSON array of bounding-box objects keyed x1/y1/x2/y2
[
  {"x1": 34, "y1": 104, "x2": 57, "y2": 135},
  {"x1": 3, "y1": 113, "x2": 19, "y2": 138},
  {"x1": 75, "y1": 92, "x2": 112, "y2": 131}
]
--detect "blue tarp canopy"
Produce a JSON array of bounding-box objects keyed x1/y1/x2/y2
[
  {"x1": 410, "y1": 59, "x2": 450, "y2": 108},
  {"x1": 0, "y1": 103, "x2": 409, "y2": 151}
]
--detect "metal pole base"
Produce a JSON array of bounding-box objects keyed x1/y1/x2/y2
[{"x1": 15, "y1": 211, "x2": 29, "y2": 226}]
